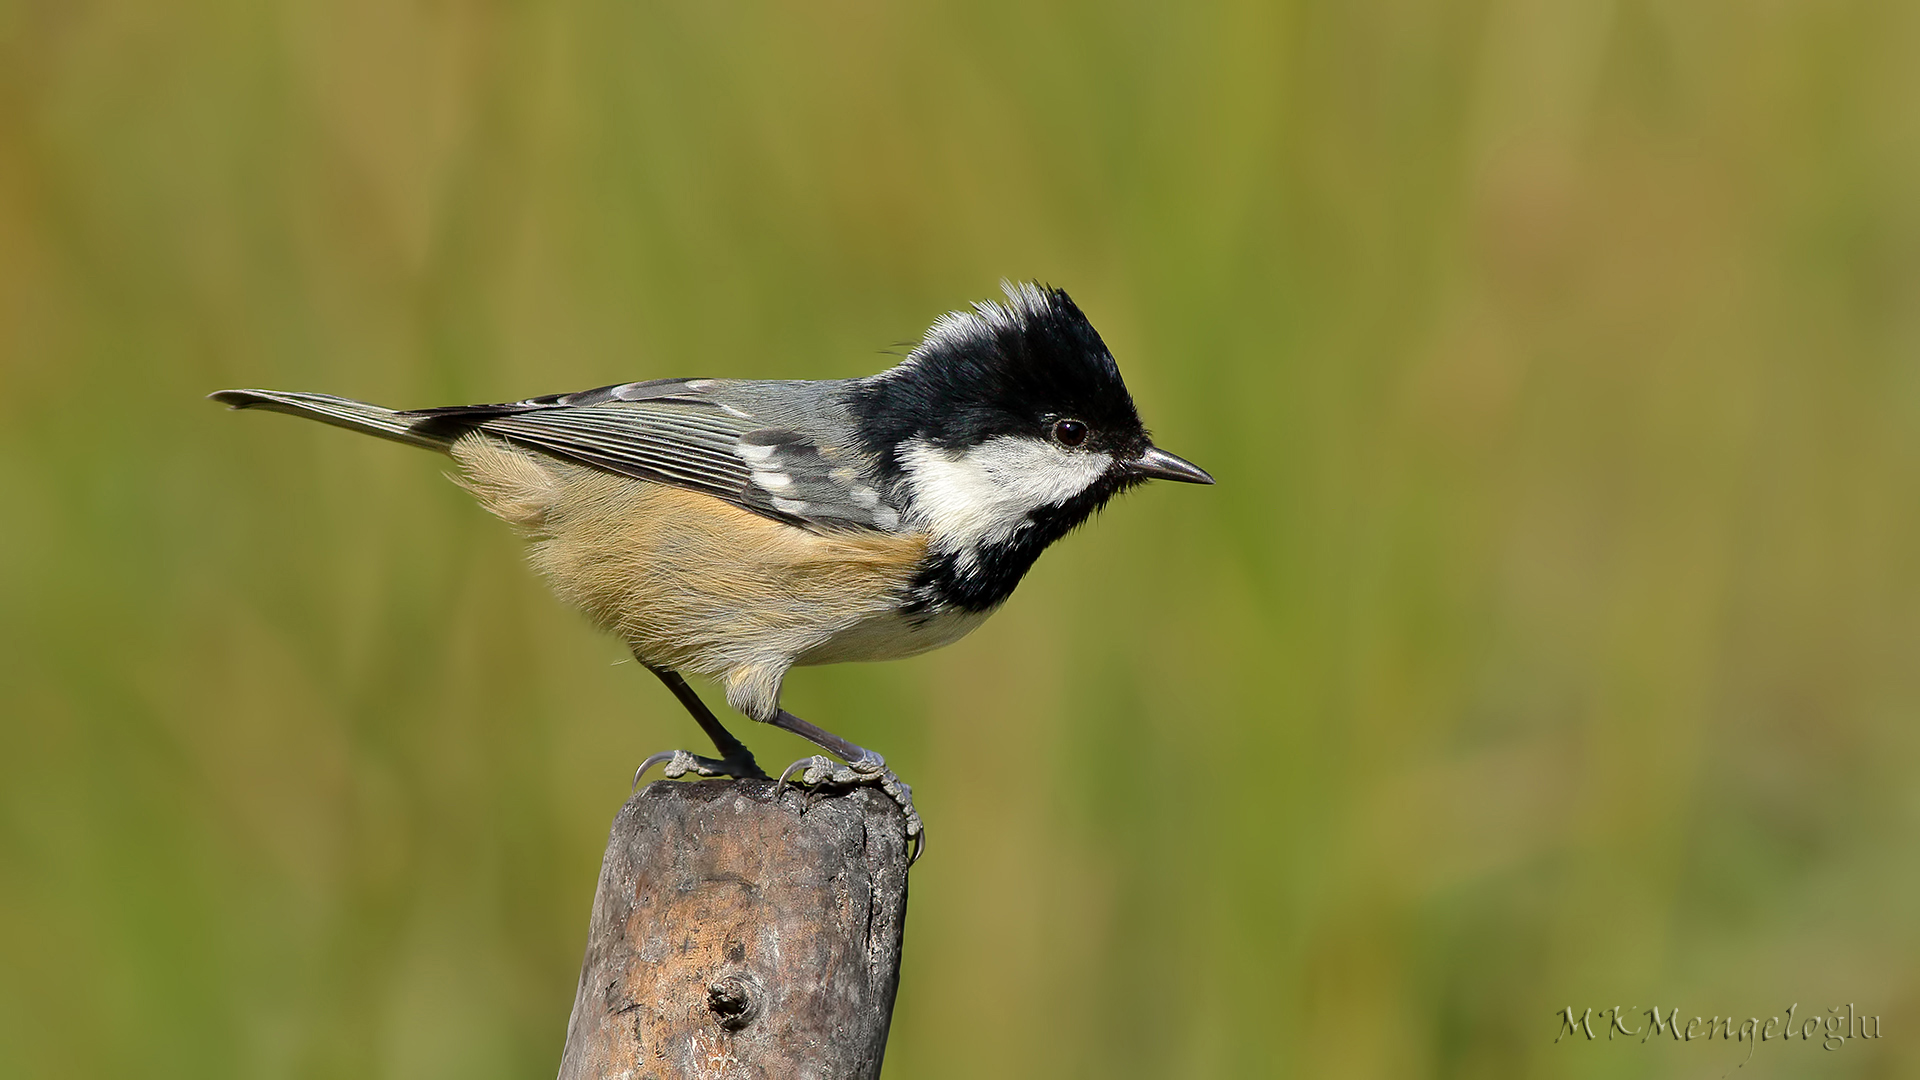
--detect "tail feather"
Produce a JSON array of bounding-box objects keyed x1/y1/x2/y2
[{"x1": 209, "y1": 389, "x2": 454, "y2": 452}]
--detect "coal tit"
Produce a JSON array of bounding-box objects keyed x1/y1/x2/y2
[{"x1": 212, "y1": 282, "x2": 1212, "y2": 859}]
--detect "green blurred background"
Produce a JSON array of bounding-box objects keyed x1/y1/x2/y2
[{"x1": 3, "y1": 1, "x2": 1917, "y2": 1077}]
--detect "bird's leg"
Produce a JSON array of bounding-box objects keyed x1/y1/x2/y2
[
  {"x1": 632, "y1": 664, "x2": 770, "y2": 788},
  {"x1": 769, "y1": 708, "x2": 924, "y2": 864}
]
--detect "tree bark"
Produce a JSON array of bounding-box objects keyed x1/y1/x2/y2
[{"x1": 557, "y1": 778, "x2": 911, "y2": 1080}]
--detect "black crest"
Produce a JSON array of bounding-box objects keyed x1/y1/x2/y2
[{"x1": 849, "y1": 283, "x2": 1148, "y2": 475}]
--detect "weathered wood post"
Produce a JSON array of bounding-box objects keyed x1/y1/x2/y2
[{"x1": 557, "y1": 778, "x2": 911, "y2": 1080}]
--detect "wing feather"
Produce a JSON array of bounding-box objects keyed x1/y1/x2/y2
[{"x1": 406, "y1": 386, "x2": 903, "y2": 533}]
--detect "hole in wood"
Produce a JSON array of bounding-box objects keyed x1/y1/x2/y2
[{"x1": 706, "y1": 972, "x2": 760, "y2": 1031}]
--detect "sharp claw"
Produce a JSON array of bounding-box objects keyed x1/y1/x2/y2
[
  {"x1": 634, "y1": 749, "x2": 761, "y2": 792},
  {"x1": 632, "y1": 750, "x2": 682, "y2": 792},
  {"x1": 775, "y1": 755, "x2": 830, "y2": 799}
]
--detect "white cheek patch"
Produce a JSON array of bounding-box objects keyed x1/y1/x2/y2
[{"x1": 898, "y1": 436, "x2": 1112, "y2": 564}]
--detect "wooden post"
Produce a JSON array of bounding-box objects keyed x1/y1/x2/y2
[{"x1": 557, "y1": 778, "x2": 911, "y2": 1080}]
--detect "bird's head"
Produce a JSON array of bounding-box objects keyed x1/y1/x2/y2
[{"x1": 852, "y1": 282, "x2": 1210, "y2": 601}]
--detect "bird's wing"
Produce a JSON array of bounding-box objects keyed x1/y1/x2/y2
[{"x1": 402, "y1": 380, "x2": 901, "y2": 532}]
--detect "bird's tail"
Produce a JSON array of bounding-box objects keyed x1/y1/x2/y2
[{"x1": 209, "y1": 389, "x2": 454, "y2": 452}]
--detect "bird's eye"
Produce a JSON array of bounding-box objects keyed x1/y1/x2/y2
[{"x1": 1052, "y1": 419, "x2": 1089, "y2": 447}]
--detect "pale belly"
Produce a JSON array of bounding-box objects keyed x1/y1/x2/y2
[{"x1": 793, "y1": 605, "x2": 997, "y2": 667}]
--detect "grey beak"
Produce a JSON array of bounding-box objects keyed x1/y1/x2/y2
[{"x1": 1128, "y1": 445, "x2": 1214, "y2": 485}]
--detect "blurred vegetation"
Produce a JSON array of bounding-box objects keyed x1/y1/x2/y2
[{"x1": 3, "y1": 1, "x2": 1918, "y2": 1077}]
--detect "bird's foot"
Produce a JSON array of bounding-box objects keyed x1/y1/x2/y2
[
  {"x1": 632, "y1": 748, "x2": 768, "y2": 792},
  {"x1": 776, "y1": 755, "x2": 924, "y2": 865}
]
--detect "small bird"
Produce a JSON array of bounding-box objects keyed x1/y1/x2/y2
[{"x1": 213, "y1": 282, "x2": 1211, "y2": 859}]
